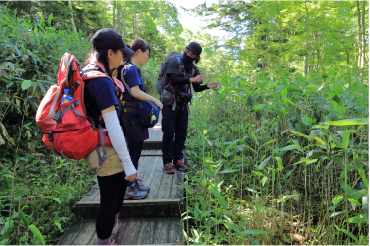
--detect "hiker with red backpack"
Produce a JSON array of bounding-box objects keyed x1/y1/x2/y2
[
  {"x1": 155, "y1": 42, "x2": 218, "y2": 174},
  {"x1": 82, "y1": 28, "x2": 138, "y2": 245},
  {"x1": 37, "y1": 28, "x2": 138, "y2": 245},
  {"x1": 113, "y1": 39, "x2": 163, "y2": 200}
]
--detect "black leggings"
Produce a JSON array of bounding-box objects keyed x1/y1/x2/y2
[
  {"x1": 162, "y1": 104, "x2": 188, "y2": 164},
  {"x1": 127, "y1": 140, "x2": 144, "y2": 186},
  {"x1": 96, "y1": 171, "x2": 127, "y2": 239}
]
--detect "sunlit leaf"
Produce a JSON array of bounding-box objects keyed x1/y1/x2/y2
[
  {"x1": 212, "y1": 187, "x2": 228, "y2": 209},
  {"x1": 21, "y1": 80, "x2": 32, "y2": 90},
  {"x1": 275, "y1": 157, "x2": 283, "y2": 171},
  {"x1": 325, "y1": 118, "x2": 368, "y2": 126},
  {"x1": 353, "y1": 153, "x2": 368, "y2": 189},
  {"x1": 28, "y1": 225, "x2": 45, "y2": 245},
  {"x1": 332, "y1": 84, "x2": 344, "y2": 95},
  {"x1": 258, "y1": 156, "x2": 271, "y2": 170},
  {"x1": 332, "y1": 195, "x2": 344, "y2": 205}
]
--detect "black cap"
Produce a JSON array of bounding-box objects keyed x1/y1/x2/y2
[
  {"x1": 186, "y1": 42, "x2": 202, "y2": 56},
  {"x1": 91, "y1": 28, "x2": 135, "y2": 56}
]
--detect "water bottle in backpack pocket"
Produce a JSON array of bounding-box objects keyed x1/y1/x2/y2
[{"x1": 61, "y1": 89, "x2": 74, "y2": 103}]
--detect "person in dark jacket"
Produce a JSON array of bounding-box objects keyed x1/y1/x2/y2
[{"x1": 161, "y1": 42, "x2": 218, "y2": 173}]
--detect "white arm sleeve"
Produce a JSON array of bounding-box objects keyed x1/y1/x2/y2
[{"x1": 102, "y1": 110, "x2": 136, "y2": 177}]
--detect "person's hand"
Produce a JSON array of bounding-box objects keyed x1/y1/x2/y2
[
  {"x1": 125, "y1": 173, "x2": 137, "y2": 182},
  {"x1": 190, "y1": 75, "x2": 206, "y2": 83},
  {"x1": 207, "y1": 81, "x2": 218, "y2": 89},
  {"x1": 154, "y1": 100, "x2": 163, "y2": 110}
]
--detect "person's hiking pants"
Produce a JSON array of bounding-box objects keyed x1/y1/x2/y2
[
  {"x1": 96, "y1": 171, "x2": 127, "y2": 239},
  {"x1": 127, "y1": 140, "x2": 144, "y2": 186},
  {"x1": 162, "y1": 104, "x2": 188, "y2": 164}
]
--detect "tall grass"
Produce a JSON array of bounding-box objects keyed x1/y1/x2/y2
[
  {"x1": 0, "y1": 8, "x2": 96, "y2": 245},
  {"x1": 183, "y1": 65, "x2": 369, "y2": 245}
]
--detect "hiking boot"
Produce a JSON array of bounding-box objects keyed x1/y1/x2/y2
[
  {"x1": 133, "y1": 178, "x2": 150, "y2": 192},
  {"x1": 174, "y1": 160, "x2": 187, "y2": 171},
  {"x1": 164, "y1": 163, "x2": 175, "y2": 174},
  {"x1": 124, "y1": 185, "x2": 147, "y2": 200},
  {"x1": 111, "y1": 220, "x2": 120, "y2": 239}
]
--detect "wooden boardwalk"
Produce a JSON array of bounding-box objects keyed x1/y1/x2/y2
[
  {"x1": 59, "y1": 112, "x2": 185, "y2": 245},
  {"x1": 59, "y1": 217, "x2": 182, "y2": 245}
]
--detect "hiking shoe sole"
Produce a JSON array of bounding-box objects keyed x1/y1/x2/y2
[
  {"x1": 164, "y1": 168, "x2": 175, "y2": 174},
  {"x1": 124, "y1": 194, "x2": 147, "y2": 200}
]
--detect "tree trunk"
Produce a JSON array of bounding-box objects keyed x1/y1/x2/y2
[
  {"x1": 101, "y1": 2, "x2": 105, "y2": 28},
  {"x1": 362, "y1": 1, "x2": 366, "y2": 66},
  {"x1": 121, "y1": 10, "x2": 126, "y2": 37},
  {"x1": 113, "y1": 0, "x2": 116, "y2": 30},
  {"x1": 133, "y1": 13, "x2": 136, "y2": 37},
  {"x1": 304, "y1": 1, "x2": 311, "y2": 76},
  {"x1": 68, "y1": 0, "x2": 77, "y2": 33},
  {"x1": 276, "y1": 0, "x2": 288, "y2": 71},
  {"x1": 116, "y1": 5, "x2": 121, "y2": 33},
  {"x1": 304, "y1": 56, "x2": 308, "y2": 77},
  {"x1": 357, "y1": 0, "x2": 363, "y2": 72}
]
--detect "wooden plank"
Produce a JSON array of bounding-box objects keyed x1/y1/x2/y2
[
  {"x1": 170, "y1": 170, "x2": 184, "y2": 199},
  {"x1": 136, "y1": 156, "x2": 151, "y2": 181},
  {"x1": 120, "y1": 219, "x2": 142, "y2": 245},
  {"x1": 58, "y1": 220, "x2": 88, "y2": 245},
  {"x1": 136, "y1": 218, "x2": 156, "y2": 245},
  {"x1": 77, "y1": 198, "x2": 180, "y2": 206},
  {"x1": 168, "y1": 217, "x2": 183, "y2": 245},
  {"x1": 141, "y1": 150, "x2": 162, "y2": 156},
  {"x1": 153, "y1": 217, "x2": 170, "y2": 244},
  {"x1": 138, "y1": 156, "x2": 161, "y2": 195},
  {"x1": 156, "y1": 167, "x2": 174, "y2": 200},
  {"x1": 60, "y1": 217, "x2": 182, "y2": 245},
  {"x1": 80, "y1": 188, "x2": 99, "y2": 202},
  {"x1": 72, "y1": 220, "x2": 96, "y2": 245},
  {"x1": 139, "y1": 156, "x2": 159, "y2": 184},
  {"x1": 146, "y1": 156, "x2": 165, "y2": 200},
  {"x1": 93, "y1": 187, "x2": 101, "y2": 201},
  {"x1": 113, "y1": 219, "x2": 129, "y2": 245},
  {"x1": 87, "y1": 230, "x2": 97, "y2": 245}
]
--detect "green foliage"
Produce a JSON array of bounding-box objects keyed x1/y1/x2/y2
[
  {"x1": 183, "y1": 65, "x2": 368, "y2": 244},
  {"x1": 1, "y1": 1, "x2": 369, "y2": 245},
  {"x1": 0, "y1": 6, "x2": 91, "y2": 156},
  {"x1": 0, "y1": 7, "x2": 95, "y2": 245},
  {"x1": 194, "y1": 1, "x2": 369, "y2": 76},
  {"x1": 0, "y1": 152, "x2": 96, "y2": 245}
]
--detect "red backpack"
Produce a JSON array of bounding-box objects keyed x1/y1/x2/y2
[{"x1": 36, "y1": 53, "x2": 124, "y2": 167}]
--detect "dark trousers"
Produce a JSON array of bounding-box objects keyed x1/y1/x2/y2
[
  {"x1": 127, "y1": 140, "x2": 144, "y2": 186},
  {"x1": 162, "y1": 104, "x2": 188, "y2": 164},
  {"x1": 96, "y1": 171, "x2": 127, "y2": 239}
]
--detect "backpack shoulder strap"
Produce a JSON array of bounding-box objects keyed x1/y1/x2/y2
[
  {"x1": 192, "y1": 67, "x2": 196, "y2": 77},
  {"x1": 120, "y1": 66, "x2": 133, "y2": 97}
]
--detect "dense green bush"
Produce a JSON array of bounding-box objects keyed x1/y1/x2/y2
[
  {"x1": 0, "y1": 7, "x2": 91, "y2": 157},
  {"x1": 0, "y1": 7, "x2": 96, "y2": 245},
  {"x1": 183, "y1": 67, "x2": 369, "y2": 245}
]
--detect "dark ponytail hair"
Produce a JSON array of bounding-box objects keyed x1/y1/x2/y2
[
  {"x1": 195, "y1": 56, "x2": 200, "y2": 64},
  {"x1": 85, "y1": 39, "x2": 120, "y2": 78},
  {"x1": 116, "y1": 39, "x2": 150, "y2": 80}
]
